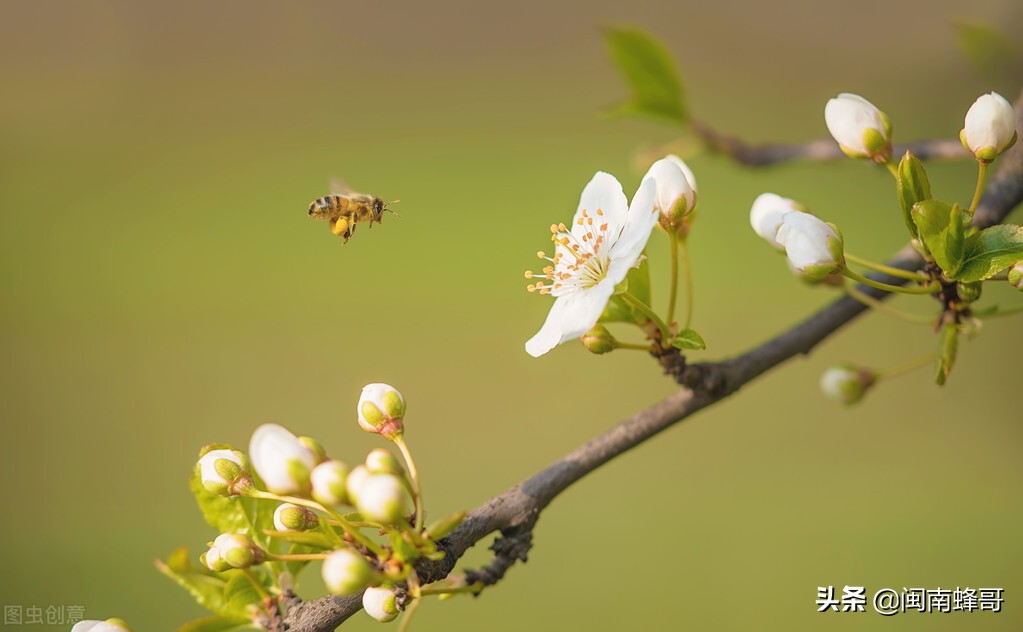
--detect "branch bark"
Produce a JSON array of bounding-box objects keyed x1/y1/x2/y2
[{"x1": 284, "y1": 92, "x2": 1023, "y2": 632}]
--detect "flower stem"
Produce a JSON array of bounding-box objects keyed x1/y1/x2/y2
[
  {"x1": 667, "y1": 231, "x2": 679, "y2": 327},
  {"x1": 393, "y1": 435, "x2": 424, "y2": 534},
  {"x1": 843, "y1": 284, "x2": 934, "y2": 324},
  {"x1": 398, "y1": 593, "x2": 421, "y2": 632},
  {"x1": 969, "y1": 162, "x2": 988, "y2": 214},
  {"x1": 614, "y1": 341, "x2": 653, "y2": 351},
  {"x1": 845, "y1": 253, "x2": 929, "y2": 282},
  {"x1": 679, "y1": 237, "x2": 694, "y2": 330},
  {"x1": 884, "y1": 160, "x2": 899, "y2": 179},
  {"x1": 875, "y1": 353, "x2": 935, "y2": 380},
  {"x1": 840, "y1": 267, "x2": 938, "y2": 295},
  {"x1": 266, "y1": 552, "x2": 330, "y2": 561},
  {"x1": 620, "y1": 292, "x2": 671, "y2": 342},
  {"x1": 248, "y1": 490, "x2": 385, "y2": 557}
]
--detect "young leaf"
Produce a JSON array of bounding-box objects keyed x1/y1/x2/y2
[
  {"x1": 671, "y1": 328, "x2": 706, "y2": 350},
  {"x1": 599, "y1": 295, "x2": 635, "y2": 323},
  {"x1": 156, "y1": 550, "x2": 243, "y2": 622},
  {"x1": 956, "y1": 224, "x2": 1023, "y2": 282},
  {"x1": 626, "y1": 256, "x2": 652, "y2": 308},
  {"x1": 935, "y1": 322, "x2": 959, "y2": 386},
  {"x1": 896, "y1": 152, "x2": 931, "y2": 240},
  {"x1": 604, "y1": 26, "x2": 688, "y2": 124},
  {"x1": 911, "y1": 201, "x2": 965, "y2": 276},
  {"x1": 222, "y1": 572, "x2": 263, "y2": 621}
]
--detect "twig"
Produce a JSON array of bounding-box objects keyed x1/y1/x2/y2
[{"x1": 283, "y1": 91, "x2": 1023, "y2": 632}]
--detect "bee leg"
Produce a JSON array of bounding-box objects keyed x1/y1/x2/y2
[
  {"x1": 331, "y1": 217, "x2": 349, "y2": 238},
  {"x1": 343, "y1": 222, "x2": 356, "y2": 243}
]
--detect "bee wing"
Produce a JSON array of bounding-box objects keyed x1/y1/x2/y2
[{"x1": 329, "y1": 178, "x2": 354, "y2": 197}]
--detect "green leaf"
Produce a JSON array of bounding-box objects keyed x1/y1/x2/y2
[
  {"x1": 911, "y1": 201, "x2": 965, "y2": 276},
  {"x1": 177, "y1": 615, "x2": 262, "y2": 632},
  {"x1": 896, "y1": 152, "x2": 931, "y2": 240},
  {"x1": 156, "y1": 549, "x2": 243, "y2": 622},
  {"x1": 671, "y1": 328, "x2": 706, "y2": 350},
  {"x1": 599, "y1": 295, "x2": 634, "y2": 324},
  {"x1": 626, "y1": 256, "x2": 651, "y2": 309},
  {"x1": 223, "y1": 573, "x2": 263, "y2": 621},
  {"x1": 603, "y1": 26, "x2": 688, "y2": 124},
  {"x1": 935, "y1": 322, "x2": 959, "y2": 386},
  {"x1": 956, "y1": 224, "x2": 1023, "y2": 282},
  {"x1": 955, "y1": 20, "x2": 1016, "y2": 77}
]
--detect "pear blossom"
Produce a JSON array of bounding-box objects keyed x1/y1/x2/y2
[
  {"x1": 824, "y1": 93, "x2": 892, "y2": 162},
  {"x1": 775, "y1": 211, "x2": 845, "y2": 280},
  {"x1": 363, "y1": 586, "x2": 400, "y2": 622},
  {"x1": 643, "y1": 155, "x2": 697, "y2": 224},
  {"x1": 750, "y1": 193, "x2": 802, "y2": 250},
  {"x1": 71, "y1": 620, "x2": 132, "y2": 632},
  {"x1": 248, "y1": 423, "x2": 316, "y2": 494},
  {"x1": 820, "y1": 364, "x2": 875, "y2": 405},
  {"x1": 524, "y1": 172, "x2": 658, "y2": 357},
  {"x1": 358, "y1": 383, "x2": 406, "y2": 438},
  {"x1": 961, "y1": 92, "x2": 1017, "y2": 162}
]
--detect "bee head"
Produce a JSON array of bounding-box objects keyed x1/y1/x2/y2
[{"x1": 373, "y1": 198, "x2": 386, "y2": 221}]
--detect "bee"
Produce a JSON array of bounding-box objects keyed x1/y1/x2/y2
[{"x1": 307, "y1": 181, "x2": 396, "y2": 244}]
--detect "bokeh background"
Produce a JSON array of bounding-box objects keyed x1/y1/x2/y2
[{"x1": 2, "y1": 1, "x2": 1022, "y2": 630}]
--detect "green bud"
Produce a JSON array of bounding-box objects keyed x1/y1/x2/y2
[
  {"x1": 896, "y1": 151, "x2": 931, "y2": 239},
  {"x1": 365, "y1": 449, "x2": 405, "y2": 477},
  {"x1": 935, "y1": 321, "x2": 959, "y2": 386},
  {"x1": 427, "y1": 510, "x2": 467, "y2": 541},
  {"x1": 322, "y1": 548, "x2": 375, "y2": 596},
  {"x1": 298, "y1": 436, "x2": 328, "y2": 464},
  {"x1": 820, "y1": 364, "x2": 875, "y2": 405},
  {"x1": 862, "y1": 127, "x2": 892, "y2": 163},
  {"x1": 1008, "y1": 264, "x2": 1023, "y2": 290},
  {"x1": 957, "y1": 281, "x2": 983, "y2": 303},
  {"x1": 580, "y1": 324, "x2": 616, "y2": 354},
  {"x1": 274, "y1": 503, "x2": 319, "y2": 531}
]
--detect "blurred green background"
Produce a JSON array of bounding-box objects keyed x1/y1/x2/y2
[{"x1": 2, "y1": 1, "x2": 1022, "y2": 630}]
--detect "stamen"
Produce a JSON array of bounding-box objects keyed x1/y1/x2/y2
[{"x1": 524, "y1": 271, "x2": 533, "y2": 279}]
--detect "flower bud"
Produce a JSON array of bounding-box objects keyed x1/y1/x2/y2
[
  {"x1": 354, "y1": 474, "x2": 407, "y2": 526},
  {"x1": 961, "y1": 92, "x2": 1017, "y2": 163},
  {"x1": 820, "y1": 364, "x2": 875, "y2": 405},
  {"x1": 1008, "y1": 263, "x2": 1023, "y2": 290},
  {"x1": 775, "y1": 211, "x2": 845, "y2": 280},
  {"x1": 322, "y1": 548, "x2": 375, "y2": 596},
  {"x1": 311, "y1": 459, "x2": 351, "y2": 506},
  {"x1": 824, "y1": 93, "x2": 892, "y2": 162},
  {"x1": 298, "y1": 436, "x2": 328, "y2": 464},
  {"x1": 248, "y1": 424, "x2": 316, "y2": 494},
  {"x1": 365, "y1": 449, "x2": 405, "y2": 477},
  {"x1": 345, "y1": 464, "x2": 372, "y2": 505},
  {"x1": 642, "y1": 155, "x2": 697, "y2": 226},
  {"x1": 750, "y1": 193, "x2": 803, "y2": 250},
  {"x1": 273, "y1": 502, "x2": 319, "y2": 531},
  {"x1": 197, "y1": 448, "x2": 252, "y2": 496},
  {"x1": 358, "y1": 383, "x2": 406, "y2": 439},
  {"x1": 956, "y1": 281, "x2": 983, "y2": 303},
  {"x1": 72, "y1": 619, "x2": 132, "y2": 632},
  {"x1": 363, "y1": 586, "x2": 400, "y2": 622},
  {"x1": 207, "y1": 533, "x2": 264, "y2": 569},
  {"x1": 580, "y1": 324, "x2": 616, "y2": 354}
]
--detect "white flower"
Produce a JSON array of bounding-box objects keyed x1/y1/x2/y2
[
  {"x1": 354, "y1": 474, "x2": 407, "y2": 526},
  {"x1": 643, "y1": 155, "x2": 697, "y2": 222},
  {"x1": 273, "y1": 502, "x2": 318, "y2": 531},
  {"x1": 524, "y1": 172, "x2": 658, "y2": 357},
  {"x1": 358, "y1": 383, "x2": 406, "y2": 438},
  {"x1": 197, "y1": 448, "x2": 249, "y2": 496},
  {"x1": 1008, "y1": 263, "x2": 1023, "y2": 290},
  {"x1": 750, "y1": 193, "x2": 801, "y2": 250},
  {"x1": 363, "y1": 586, "x2": 400, "y2": 622},
  {"x1": 322, "y1": 548, "x2": 374, "y2": 596},
  {"x1": 961, "y1": 92, "x2": 1017, "y2": 162},
  {"x1": 248, "y1": 424, "x2": 316, "y2": 494},
  {"x1": 824, "y1": 93, "x2": 891, "y2": 161},
  {"x1": 71, "y1": 621, "x2": 131, "y2": 632},
  {"x1": 775, "y1": 211, "x2": 845, "y2": 280},
  {"x1": 820, "y1": 364, "x2": 874, "y2": 405},
  {"x1": 311, "y1": 459, "x2": 350, "y2": 506}
]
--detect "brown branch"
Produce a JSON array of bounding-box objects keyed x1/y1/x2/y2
[
  {"x1": 691, "y1": 120, "x2": 969, "y2": 166},
  {"x1": 284, "y1": 92, "x2": 1023, "y2": 632}
]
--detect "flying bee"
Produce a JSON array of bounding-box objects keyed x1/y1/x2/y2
[{"x1": 307, "y1": 180, "x2": 397, "y2": 244}]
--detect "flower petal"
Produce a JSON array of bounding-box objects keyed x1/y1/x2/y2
[
  {"x1": 572, "y1": 171, "x2": 629, "y2": 242},
  {"x1": 607, "y1": 177, "x2": 658, "y2": 268},
  {"x1": 524, "y1": 280, "x2": 617, "y2": 357}
]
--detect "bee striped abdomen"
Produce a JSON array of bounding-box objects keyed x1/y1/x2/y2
[{"x1": 308, "y1": 195, "x2": 349, "y2": 217}]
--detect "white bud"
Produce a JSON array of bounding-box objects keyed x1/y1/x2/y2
[
  {"x1": 358, "y1": 383, "x2": 407, "y2": 438},
  {"x1": 72, "y1": 620, "x2": 132, "y2": 632},
  {"x1": 273, "y1": 502, "x2": 318, "y2": 531},
  {"x1": 642, "y1": 155, "x2": 697, "y2": 222},
  {"x1": 363, "y1": 586, "x2": 400, "y2": 622},
  {"x1": 197, "y1": 448, "x2": 250, "y2": 496},
  {"x1": 311, "y1": 459, "x2": 351, "y2": 506},
  {"x1": 322, "y1": 548, "x2": 375, "y2": 596},
  {"x1": 208, "y1": 533, "x2": 264, "y2": 569},
  {"x1": 354, "y1": 474, "x2": 407, "y2": 526},
  {"x1": 824, "y1": 93, "x2": 892, "y2": 161},
  {"x1": 345, "y1": 464, "x2": 372, "y2": 505},
  {"x1": 248, "y1": 424, "x2": 316, "y2": 494},
  {"x1": 961, "y1": 92, "x2": 1017, "y2": 162},
  {"x1": 820, "y1": 364, "x2": 875, "y2": 405},
  {"x1": 365, "y1": 449, "x2": 404, "y2": 476},
  {"x1": 775, "y1": 211, "x2": 845, "y2": 280},
  {"x1": 750, "y1": 193, "x2": 802, "y2": 250},
  {"x1": 1008, "y1": 263, "x2": 1023, "y2": 290}
]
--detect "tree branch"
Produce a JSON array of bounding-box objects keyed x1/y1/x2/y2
[{"x1": 284, "y1": 91, "x2": 1023, "y2": 632}]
